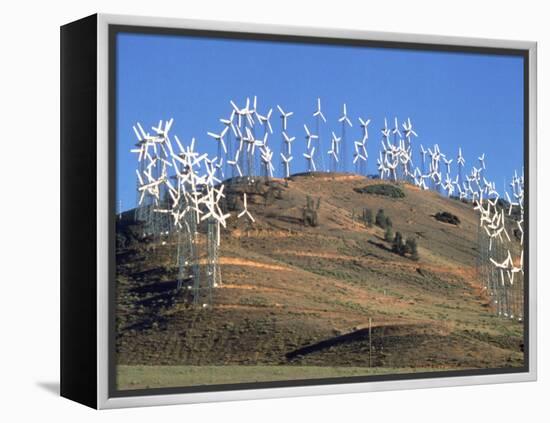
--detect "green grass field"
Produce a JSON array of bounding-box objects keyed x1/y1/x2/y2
[{"x1": 117, "y1": 365, "x2": 451, "y2": 390}]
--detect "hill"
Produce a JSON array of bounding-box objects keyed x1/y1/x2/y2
[{"x1": 115, "y1": 173, "x2": 524, "y2": 389}]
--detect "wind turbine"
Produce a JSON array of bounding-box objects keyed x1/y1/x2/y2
[
  {"x1": 353, "y1": 144, "x2": 367, "y2": 174},
  {"x1": 230, "y1": 99, "x2": 247, "y2": 128},
  {"x1": 256, "y1": 107, "x2": 273, "y2": 135},
  {"x1": 227, "y1": 149, "x2": 243, "y2": 177},
  {"x1": 478, "y1": 153, "x2": 486, "y2": 182},
  {"x1": 457, "y1": 147, "x2": 465, "y2": 187},
  {"x1": 402, "y1": 118, "x2": 417, "y2": 139},
  {"x1": 238, "y1": 193, "x2": 255, "y2": 222},
  {"x1": 277, "y1": 105, "x2": 293, "y2": 177},
  {"x1": 442, "y1": 157, "x2": 453, "y2": 175},
  {"x1": 207, "y1": 126, "x2": 229, "y2": 154},
  {"x1": 220, "y1": 110, "x2": 236, "y2": 176},
  {"x1": 392, "y1": 117, "x2": 402, "y2": 140},
  {"x1": 277, "y1": 105, "x2": 293, "y2": 131},
  {"x1": 303, "y1": 147, "x2": 317, "y2": 172},
  {"x1": 329, "y1": 132, "x2": 341, "y2": 172},
  {"x1": 280, "y1": 153, "x2": 293, "y2": 178},
  {"x1": 313, "y1": 98, "x2": 327, "y2": 171},
  {"x1": 281, "y1": 132, "x2": 295, "y2": 177},
  {"x1": 358, "y1": 117, "x2": 371, "y2": 139},
  {"x1": 420, "y1": 144, "x2": 427, "y2": 175},
  {"x1": 338, "y1": 103, "x2": 353, "y2": 172},
  {"x1": 282, "y1": 132, "x2": 295, "y2": 155},
  {"x1": 304, "y1": 124, "x2": 318, "y2": 149},
  {"x1": 260, "y1": 145, "x2": 275, "y2": 178}
]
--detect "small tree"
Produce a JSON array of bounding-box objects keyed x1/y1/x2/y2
[
  {"x1": 384, "y1": 226, "x2": 394, "y2": 242},
  {"x1": 406, "y1": 237, "x2": 419, "y2": 261},
  {"x1": 306, "y1": 195, "x2": 313, "y2": 210},
  {"x1": 392, "y1": 231, "x2": 405, "y2": 255},
  {"x1": 375, "y1": 209, "x2": 387, "y2": 228},
  {"x1": 385, "y1": 216, "x2": 393, "y2": 228},
  {"x1": 253, "y1": 179, "x2": 262, "y2": 194},
  {"x1": 363, "y1": 208, "x2": 373, "y2": 227},
  {"x1": 264, "y1": 187, "x2": 276, "y2": 207},
  {"x1": 303, "y1": 195, "x2": 320, "y2": 227}
]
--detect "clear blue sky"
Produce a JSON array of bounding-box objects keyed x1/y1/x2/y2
[{"x1": 115, "y1": 32, "x2": 524, "y2": 212}]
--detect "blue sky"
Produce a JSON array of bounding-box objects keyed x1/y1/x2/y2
[{"x1": 116, "y1": 32, "x2": 524, "y2": 212}]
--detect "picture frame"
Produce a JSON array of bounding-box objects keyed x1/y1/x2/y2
[{"x1": 60, "y1": 13, "x2": 537, "y2": 409}]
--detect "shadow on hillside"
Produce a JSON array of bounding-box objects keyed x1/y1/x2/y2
[
  {"x1": 270, "y1": 215, "x2": 303, "y2": 226},
  {"x1": 367, "y1": 239, "x2": 392, "y2": 253},
  {"x1": 131, "y1": 279, "x2": 180, "y2": 295},
  {"x1": 286, "y1": 327, "x2": 373, "y2": 360}
]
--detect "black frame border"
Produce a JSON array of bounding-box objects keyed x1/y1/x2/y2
[
  {"x1": 60, "y1": 14, "x2": 98, "y2": 409},
  {"x1": 107, "y1": 23, "x2": 530, "y2": 399}
]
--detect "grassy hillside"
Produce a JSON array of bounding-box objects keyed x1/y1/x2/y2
[{"x1": 115, "y1": 174, "x2": 523, "y2": 389}]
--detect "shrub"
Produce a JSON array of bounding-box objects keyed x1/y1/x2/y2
[
  {"x1": 405, "y1": 237, "x2": 419, "y2": 261},
  {"x1": 363, "y1": 208, "x2": 373, "y2": 227},
  {"x1": 434, "y1": 211, "x2": 460, "y2": 225},
  {"x1": 384, "y1": 226, "x2": 394, "y2": 242},
  {"x1": 354, "y1": 184, "x2": 405, "y2": 198},
  {"x1": 303, "y1": 195, "x2": 320, "y2": 227},
  {"x1": 375, "y1": 209, "x2": 387, "y2": 228},
  {"x1": 392, "y1": 232, "x2": 405, "y2": 255}
]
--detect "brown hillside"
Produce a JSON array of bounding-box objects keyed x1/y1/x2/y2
[{"x1": 115, "y1": 174, "x2": 523, "y2": 373}]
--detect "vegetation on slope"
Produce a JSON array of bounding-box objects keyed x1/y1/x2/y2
[{"x1": 354, "y1": 184, "x2": 405, "y2": 198}]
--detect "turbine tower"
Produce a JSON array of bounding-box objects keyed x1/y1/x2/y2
[
  {"x1": 338, "y1": 103, "x2": 353, "y2": 172},
  {"x1": 457, "y1": 147, "x2": 465, "y2": 187},
  {"x1": 313, "y1": 98, "x2": 327, "y2": 172},
  {"x1": 277, "y1": 105, "x2": 294, "y2": 177}
]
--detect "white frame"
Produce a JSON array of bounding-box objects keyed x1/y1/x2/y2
[{"x1": 96, "y1": 13, "x2": 537, "y2": 409}]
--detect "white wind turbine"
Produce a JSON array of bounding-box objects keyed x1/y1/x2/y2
[
  {"x1": 356, "y1": 117, "x2": 371, "y2": 175},
  {"x1": 227, "y1": 149, "x2": 243, "y2": 177},
  {"x1": 401, "y1": 118, "x2": 417, "y2": 178},
  {"x1": 402, "y1": 117, "x2": 417, "y2": 138},
  {"x1": 478, "y1": 153, "x2": 486, "y2": 182},
  {"x1": 353, "y1": 143, "x2": 367, "y2": 174},
  {"x1": 303, "y1": 147, "x2": 317, "y2": 172},
  {"x1": 304, "y1": 124, "x2": 318, "y2": 149},
  {"x1": 377, "y1": 151, "x2": 388, "y2": 179},
  {"x1": 442, "y1": 157, "x2": 453, "y2": 175},
  {"x1": 392, "y1": 117, "x2": 402, "y2": 140},
  {"x1": 230, "y1": 99, "x2": 248, "y2": 128},
  {"x1": 281, "y1": 132, "x2": 295, "y2": 177},
  {"x1": 207, "y1": 126, "x2": 229, "y2": 154},
  {"x1": 329, "y1": 131, "x2": 341, "y2": 172},
  {"x1": 277, "y1": 105, "x2": 293, "y2": 177},
  {"x1": 260, "y1": 145, "x2": 275, "y2": 178},
  {"x1": 256, "y1": 107, "x2": 273, "y2": 135},
  {"x1": 313, "y1": 98, "x2": 327, "y2": 171},
  {"x1": 381, "y1": 118, "x2": 391, "y2": 142},
  {"x1": 280, "y1": 153, "x2": 293, "y2": 178},
  {"x1": 359, "y1": 117, "x2": 371, "y2": 138},
  {"x1": 282, "y1": 132, "x2": 295, "y2": 155},
  {"x1": 313, "y1": 97, "x2": 327, "y2": 123},
  {"x1": 457, "y1": 147, "x2": 465, "y2": 187},
  {"x1": 338, "y1": 103, "x2": 353, "y2": 172},
  {"x1": 419, "y1": 144, "x2": 428, "y2": 175},
  {"x1": 327, "y1": 137, "x2": 339, "y2": 171},
  {"x1": 277, "y1": 105, "x2": 293, "y2": 131},
  {"x1": 220, "y1": 110, "x2": 237, "y2": 175},
  {"x1": 238, "y1": 193, "x2": 255, "y2": 222}
]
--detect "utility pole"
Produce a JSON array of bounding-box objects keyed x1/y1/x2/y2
[{"x1": 369, "y1": 317, "x2": 372, "y2": 368}]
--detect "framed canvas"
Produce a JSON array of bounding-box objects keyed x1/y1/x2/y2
[{"x1": 60, "y1": 13, "x2": 537, "y2": 409}]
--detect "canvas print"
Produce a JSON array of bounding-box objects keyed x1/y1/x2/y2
[{"x1": 113, "y1": 30, "x2": 526, "y2": 392}]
